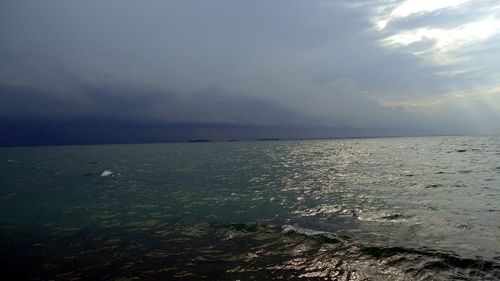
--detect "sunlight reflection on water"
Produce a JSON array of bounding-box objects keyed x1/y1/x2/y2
[{"x1": 0, "y1": 136, "x2": 499, "y2": 280}]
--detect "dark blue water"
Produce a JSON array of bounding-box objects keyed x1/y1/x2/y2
[{"x1": 1, "y1": 136, "x2": 499, "y2": 280}]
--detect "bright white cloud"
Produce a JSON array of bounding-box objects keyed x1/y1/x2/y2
[
  {"x1": 392, "y1": 0, "x2": 470, "y2": 18},
  {"x1": 381, "y1": 18, "x2": 500, "y2": 66},
  {"x1": 372, "y1": 0, "x2": 500, "y2": 85},
  {"x1": 383, "y1": 19, "x2": 500, "y2": 50},
  {"x1": 374, "y1": 0, "x2": 500, "y2": 62},
  {"x1": 367, "y1": 0, "x2": 500, "y2": 132},
  {"x1": 376, "y1": 0, "x2": 471, "y2": 30}
]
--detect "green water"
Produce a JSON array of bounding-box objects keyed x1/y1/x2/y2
[{"x1": 1, "y1": 137, "x2": 499, "y2": 280}]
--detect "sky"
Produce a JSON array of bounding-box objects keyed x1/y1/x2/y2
[{"x1": 1, "y1": 0, "x2": 500, "y2": 145}]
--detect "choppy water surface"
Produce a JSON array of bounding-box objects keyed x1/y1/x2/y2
[{"x1": 1, "y1": 136, "x2": 499, "y2": 280}]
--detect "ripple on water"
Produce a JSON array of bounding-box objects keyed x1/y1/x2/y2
[
  {"x1": 2, "y1": 136, "x2": 500, "y2": 280},
  {"x1": 356, "y1": 211, "x2": 413, "y2": 223}
]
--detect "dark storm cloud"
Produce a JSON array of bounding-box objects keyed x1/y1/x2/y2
[
  {"x1": 1, "y1": 0, "x2": 499, "y2": 145},
  {"x1": 0, "y1": 82, "x2": 313, "y2": 126}
]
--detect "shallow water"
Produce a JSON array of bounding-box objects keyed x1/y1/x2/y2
[{"x1": 0, "y1": 136, "x2": 499, "y2": 280}]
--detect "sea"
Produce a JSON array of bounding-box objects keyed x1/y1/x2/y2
[{"x1": 0, "y1": 136, "x2": 499, "y2": 280}]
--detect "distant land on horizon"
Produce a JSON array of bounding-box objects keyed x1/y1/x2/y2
[
  {"x1": 0, "y1": 117, "x2": 490, "y2": 148},
  {"x1": 0, "y1": 116, "x2": 484, "y2": 147}
]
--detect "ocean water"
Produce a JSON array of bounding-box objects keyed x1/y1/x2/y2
[{"x1": 0, "y1": 136, "x2": 499, "y2": 280}]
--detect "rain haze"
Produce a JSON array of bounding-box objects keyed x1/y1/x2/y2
[{"x1": 1, "y1": 0, "x2": 500, "y2": 145}]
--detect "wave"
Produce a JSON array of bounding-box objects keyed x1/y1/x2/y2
[
  {"x1": 100, "y1": 170, "x2": 113, "y2": 177},
  {"x1": 4, "y1": 221, "x2": 498, "y2": 281},
  {"x1": 216, "y1": 223, "x2": 500, "y2": 280},
  {"x1": 281, "y1": 224, "x2": 348, "y2": 243},
  {"x1": 281, "y1": 224, "x2": 497, "y2": 268}
]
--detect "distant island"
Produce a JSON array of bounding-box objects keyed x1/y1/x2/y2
[
  {"x1": 187, "y1": 139, "x2": 282, "y2": 143},
  {"x1": 256, "y1": 138, "x2": 280, "y2": 141}
]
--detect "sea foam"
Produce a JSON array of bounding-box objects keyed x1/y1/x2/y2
[{"x1": 100, "y1": 170, "x2": 113, "y2": 177}]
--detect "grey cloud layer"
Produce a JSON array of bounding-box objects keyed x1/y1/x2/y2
[{"x1": 1, "y1": 0, "x2": 499, "y2": 138}]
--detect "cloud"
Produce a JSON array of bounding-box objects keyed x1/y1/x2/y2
[
  {"x1": 1, "y1": 0, "x2": 499, "y2": 144},
  {"x1": 373, "y1": 0, "x2": 500, "y2": 71},
  {"x1": 0, "y1": 82, "x2": 317, "y2": 127},
  {"x1": 375, "y1": 0, "x2": 471, "y2": 29},
  {"x1": 381, "y1": 18, "x2": 500, "y2": 66}
]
